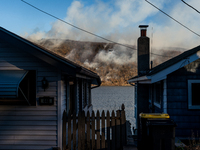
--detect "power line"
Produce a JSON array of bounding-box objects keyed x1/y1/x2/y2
[
  {"x1": 181, "y1": 0, "x2": 200, "y2": 14},
  {"x1": 151, "y1": 52, "x2": 173, "y2": 57},
  {"x1": 145, "y1": 0, "x2": 200, "y2": 37},
  {"x1": 21, "y1": 0, "x2": 134, "y2": 49},
  {"x1": 21, "y1": 0, "x2": 180, "y2": 58}
]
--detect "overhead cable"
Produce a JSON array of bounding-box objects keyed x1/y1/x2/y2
[
  {"x1": 21, "y1": 0, "x2": 180, "y2": 58},
  {"x1": 181, "y1": 0, "x2": 200, "y2": 14},
  {"x1": 21, "y1": 0, "x2": 134, "y2": 49},
  {"x1": 145, "y1": 0, "x2": 200, "y2": 37}
]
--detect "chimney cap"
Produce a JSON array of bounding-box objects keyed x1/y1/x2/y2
[{"x1": 139, "y1": 25, "x2": 149, "y2": 28}]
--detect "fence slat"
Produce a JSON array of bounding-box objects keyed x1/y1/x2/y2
[
  {"x1": 106, "y1": 111, "x2": 110, "y2": 150},
  {"x1": 64, "y1": 104, "x2": 126, "y2": 150},
  {"x1": 101, "y1": 110, "x2": 105, "y2": 149},
  {"x1": 116, "y1": 110, "x2": 121, "y2": 150},
  {"x1": 68, "y1": 110, "x2": 71, "y2": 150},
  {"x1": 111, "y1": 110, "x2": 116, "y2": 150},
  {"x1": 62, "y1": 110, "x2": 66, "y2": 150},
  {"x1": 121, "y1": 104, "x2": 126, "y2": 147},
  {"x1": 92, "y1": 111, "x2": 95, "y2": 150},
  {"x1": 96, "y1": 110, "x2": 100, "y2": 150},
  {"x1": 73, "y1": 111, "x2": 76, "y2": 150},
  {"x1": 78, "y1": 111, "x2": 82, "y2": 150},
  {"x1": 87, "y1": 111, "x2": 90, "y2": 150},
  {"x1": 82, "y1": 111, "x2": 86, "y2": 150}
]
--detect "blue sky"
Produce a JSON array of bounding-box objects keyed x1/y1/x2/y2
[{"x1": 0, "y1": 0, "x2": 200, "y2": 49}]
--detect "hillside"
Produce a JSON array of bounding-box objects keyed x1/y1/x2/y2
[{"x1": 36, "y1": 39, "x2": 182, "y2": 86}]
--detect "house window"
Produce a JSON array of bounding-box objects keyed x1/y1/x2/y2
[
  {"x1": 188, "y1": 80, "x2": 200, "y2": 109},
  {"x1": 0, "y1": 70, "x2": 36, "y2": 105},
  {"x1": 153, "y1": 81, "x2": 163, "y2": 108}
]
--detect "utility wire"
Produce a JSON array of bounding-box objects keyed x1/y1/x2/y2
[
  {"x1": 145, "y1": 0, "x2": 200, "y2": 37},
  {"x1": 21, "y1": 0, "x2": 179, "y2": 58},
  {"x1": 181, "y1": 0, "x2": 200, "y2": 14},
  {"x1": 151, "y1": 52, "x2": 173, "y2": 57},
  {"x1": 21, "y1": 0, "x2": 134, "y2": 49}
]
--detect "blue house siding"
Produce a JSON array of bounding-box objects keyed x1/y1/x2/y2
[
  {"x1": 167, "y1": 60, "x2": 200, "y2": 138},
  {"x1": 0, "y1": 39, "x2": 60, "y2": 149}
]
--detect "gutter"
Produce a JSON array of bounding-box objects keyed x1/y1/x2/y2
[{"x1": 91, "y1": 85, "x2": 100, "y2": 89}]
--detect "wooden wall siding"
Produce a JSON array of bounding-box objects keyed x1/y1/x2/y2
[
  {"x1": 61, "y1": 79, "x2": 67, "y2": 115},
  {"x1": 0, "y1": 40, "x2": 59, "y2": 149},
  {"x1": 167, "y1": 59, "x2": 200, "y2": 138}
]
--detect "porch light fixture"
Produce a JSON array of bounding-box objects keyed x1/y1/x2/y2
[{"x1": 42, "y1": 77, "x2": 49, "y2": 91}]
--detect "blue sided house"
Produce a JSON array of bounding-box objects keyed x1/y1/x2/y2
[{"x1": 128, "y1": 25, "x2": 200, "y2": 140}]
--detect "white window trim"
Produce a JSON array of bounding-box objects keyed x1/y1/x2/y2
[
  {"x1": 188, "y1": 80, "x2": 200, "y2": 109},
  {"x1": 153, "y1": 82, "x2": 162, "y2": 109}
]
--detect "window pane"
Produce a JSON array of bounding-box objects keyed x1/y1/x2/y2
[{"x1": 192, "y1": 83, "x2": 200, "y2": 105}]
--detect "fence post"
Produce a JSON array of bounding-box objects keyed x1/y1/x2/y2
[
  {"x1": 102, "y1": 110, "x2": 106, "y2": 149},
  {"x1": 73, "y1": 111, "x2": 76, "y2": 150},
  {"x1": 87, "y1": 111, "x2": 90, "y2": 150},
  {"x1": 116, "y1": 110, "x2": 121, "y2": 150},
  {"x1": 68, "y1": 110, "x2": 71, "y2": 150},
  {"x1": 81, "y1": 111, "x2": 85, "y2": 150},
  {"x1": 121, "y1": 104, "x2": 127, "y2": 146},
  {"x1": 62, "y1": 110, "x2": 66, "y2": 150},
  {"x1": 111, "y1": 110, "x2": 116, "y2": 150},
  {"x1": 92, "y1": 111, "x2": 95, "y2": 150},
  {"x1": 78, "y1": 111, "x2": 82, "y2": 150},
  {"x1": 107, "y1": 111, "x2": 111, "y2": 150},
  {"x1": 97, "y1": 110, "x2": 100, "y2": 149}
]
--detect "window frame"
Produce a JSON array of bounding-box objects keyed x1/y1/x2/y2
[
  {"x1": 188, "y1": 80, "x2": 200, "y2": 109},
  {"x1": 153, "y1": 81, "x2": 163, "y2": 109},
  {"x1": 0, "y1": 70, "x2": 36, "y2": 106}
]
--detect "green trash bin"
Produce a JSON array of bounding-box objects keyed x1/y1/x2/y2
[{"x1": 139, "y1": 113, "x2": 176, "y2": 150}]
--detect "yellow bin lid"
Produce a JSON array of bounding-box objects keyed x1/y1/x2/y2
[{"x1": 139, "y1": 113, "x2": 170, "y2": 119}]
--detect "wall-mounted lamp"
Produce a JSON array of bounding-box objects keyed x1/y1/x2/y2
[{"x1": 42, "y1": 77, "x2": 49, "y2": 91}]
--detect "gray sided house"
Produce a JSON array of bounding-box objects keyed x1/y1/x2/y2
[
  {"x1": 128, "y1": 26, "x2": 200, "y2": 139},
  {"x1": 0, "y1": 27, "x2": 101, "y2": 150}
]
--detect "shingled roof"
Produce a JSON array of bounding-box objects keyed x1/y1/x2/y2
[
  {"x1": 0, "y1": 27, "x2": 101, "y2": 86},
  {"x1": 129, "y1": 45, "x2": 200, "y2": 82}
]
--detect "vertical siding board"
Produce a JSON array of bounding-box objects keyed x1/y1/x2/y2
[
  {"x1": 87, "y1": 111, "x2": 90, "y2": 150},
  {"x1": 73, "y1": 111, "x2": 76, "y2": 150},
  {"x1": 96, "y1": 110, "x2": 100, "y2": 150},
  {"x1": 111, "y1": 111, "x2": 115, "y2": 150},
  {"x1": 167, "y1": 61, "x2": 200, "y2": 138},
  {"x1": 63, "y1": 111, "x2": 67, "y2": 150},
  {"x1": 81, "y1": 111, "x2": 85, "y2": 150},
  {"x1": 106, "y1": 111, "x2": 111, "y2": 150},
  {"x1": 78, "y1": 111, "x2": 82, "y2": 150},
  {"x1": 121, "y1": 104, "x2": 126, "y2": 147},
  {"x1": 68, "y1": 110, "x2": 71, "y2": 150},
  {"x1": 116, "y1": 111, "x2": 120, "y2": 149},
  {"x1": 101, "y1": 111, "x2": 105, "y2": 149},
  {"x1": 91, "y1": 111, "x2": 95, "y2": 150}
]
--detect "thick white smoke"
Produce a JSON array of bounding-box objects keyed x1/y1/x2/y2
[{"x1": 25, "y1": 0, "x2": 200, "y2": 52}]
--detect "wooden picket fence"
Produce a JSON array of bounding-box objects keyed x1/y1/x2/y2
[{"x1": 62, "y1": 104, "x2": 127, "y2": 150}]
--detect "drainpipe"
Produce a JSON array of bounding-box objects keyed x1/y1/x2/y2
[{"x1": 163, "y1": 79, "x2": 167, "y2": 113}]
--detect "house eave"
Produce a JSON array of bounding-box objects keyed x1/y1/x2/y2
[{"x1": 128, "y1": 75, "x2": 151, "y2": 84}]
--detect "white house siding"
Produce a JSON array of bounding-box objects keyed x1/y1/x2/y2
[{"x1": 0, "y1": 41, "x2": 59, "y2": 149}]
